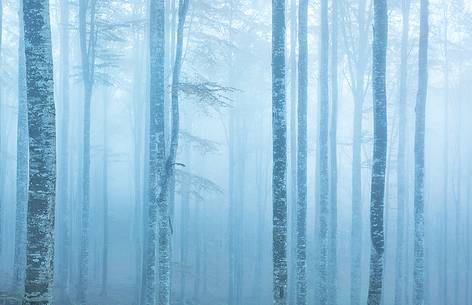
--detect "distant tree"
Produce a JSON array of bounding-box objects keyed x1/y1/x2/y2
[
  {"x1": 78, "y1": 0, "x2": 98, "y2": 300},
  {"x1": 13, "y1": 0, "x2": 28, "y2": 293},
  {"x1": 341, "y1": 1, "x2": 371, "y2": 303},
  {"x1": 296, "y1": 0, "x2": 308, "y2": 302},
  {"x1": 414, "y1": 0, "x2": 429, "y2": 303},
  {"x1": 56, "y1": 0, "x2": 71, "y2": 292},
  {"x1": 317, "y1": 0, "x2": 329, "y2": 303},
  {"x1": 395, "y1": 1, "x2": 411, "y2": 304},
  {"x1": 366, "y1": 0, "x2": 388, "y2": 304},
  {"x1": 328, "y1": 0, "x2": 339, "y2": 304},
  {"x1": 272, "y1": 0, "x2": 288, "y2": 303},
  {"x1": 22, "y1": 0, "x2": 57, "y2": 303},
  {"x1": 0, "y1": 0, "x2": 3, "y2": 254}
]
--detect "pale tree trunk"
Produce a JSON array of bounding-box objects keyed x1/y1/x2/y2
[
  {"x1": 156, "y1": 1, "x2": 189, "y2": 303},
  {"x1": 0, "y1": 0, "x2": 3, "y2": 254},
  {"x1": 101, "y1": 95, "x2": 109, "y2": 296},
  {"x1": 346, "y1": 1, "x2": 370, "y2": 303},
  {"x1": 367, "y1": 0, "x2": 388, "y2": 304},
  {"x1": 328, "y1": 0, "x2": 338, "y2": 303},
  {"x1": 296, "y1": 0, "x2": 307, "y2": 302},
  {"x1": 442, "y1": 5, "x2": 449, "y2": 303},
  {"x1": 272, "y1": 0, "x2": 288, "y2": 303},
  {"x1": 22, "y1": 0, "x2": 56, "y2": 302},
  {"x1": 13, "y1": 1, "x2": 28, "y2": 293},
  {"x1": 414, "y1": 0, "x2": 428, "y2": 303},
  {"x1": 394, "y1": 1, "x2": 410, "y2": 304},
  {"x1": 288, "y1": 0, "x2": 297, "y2": 301},
  {"x1": 179, "y1": 139, "x2": 191, "y2": 304},
  {"x1": 141, "y1": 0, "x2": 166, "y2": 303},
  {"x1": 317, "y1": 0, "x2": 329, "y2": 303},
  {"x1": 78, "y1": 0, "x2": 97, "y2": 301}
]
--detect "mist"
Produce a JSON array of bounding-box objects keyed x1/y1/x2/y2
[{"x1": 0, "y1": 0, "x2": 471, "y2": 304}]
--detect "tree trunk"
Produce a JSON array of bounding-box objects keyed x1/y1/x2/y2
[
  {"x1": 348, "y1": 1, "x2": 369, "y2": 303},
  {"x1": 179, "y1": 140, "x2": 191, "y2": 304},
  {"x1": 13, "y1": 1, "x2": 28, "y2": 292},
  {"x1": 141, "y1": 0, "x2": 166, "y2": 303},
  {"x1": 156, "y1": 1, "x2": 189, "y2": 303},
  {"x1": 442, "y1": 7, "x2": 449, "y2": 303},
  {"x1": 78, "y1": 0, "x2": 97, "y2": 301},
  {"x1": 0, "y1": 0, "x2": 3, "y2": 254},
  {"x1": 328, "y1": 0, "x2": 338, "y2": 303},
  {"x1": 272, "y1": 0, "x2": 288, "y2": 303},
  {"x1": 394, "y1": 1, "x2": 410, "y2": 304},
  {"x1": 101, "y1": 95, "x2": 109, "y2": 296},
  {"x1": 58, "y1": 0, "x2": 71, "y2": 292},
  {"x1": 414, "y1": 0, "x2": 428, "y2": 303},
  {"x1": 367, "y1": 0, "x2": 388, "y2": 304},
  {"x1": 296, "y1": 0, "x2": 307, "y2": 302},
  {"x1": 288, "y1": 0, "x2": 297, "y2": 301},
  {"x1": 317, "y1": 0, "x2": 329, "y2": 303},
  {"x1": 22, "y1": 0, "x2": 56, "y2": 302}
]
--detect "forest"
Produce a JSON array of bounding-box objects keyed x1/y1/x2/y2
[{"x1": 0, "y1": 0, "x2": 471, "y2": 304}]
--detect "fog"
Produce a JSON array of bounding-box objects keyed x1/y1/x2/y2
[{"x1": 0, "y1": 0, "x2": 471, "y2": 304}]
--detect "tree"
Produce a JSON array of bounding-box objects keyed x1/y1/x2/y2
[
  {"x1": 78, "y1": 0, "x2": 98, "y2": 301},
  {"x1": 157, "y1": 0, "x2": 189, "y2": 303},
  {"x1": 395, "y1": 1, "x2": 410, "y2": 304},
  {"x1": 317, "y1": 0, "x2": 329, "y2": 303},
  {"x1": 56, "y1": 0, "x2": 71, "y2": 291},
  {"x1": 288, "y1": 0, "x2": 297, "y2": 300},
  {"x1": 13, "y1": 0, "x2": 28, "y2": 293},
  {"x1": 367, "y1": 0, "x2": 387, "y2": 304},
  {"x1": 141, "y1": 0, "x2": 166, "y2": 303},
  {"x1": 22, "y1": 0, "x2": 56, "y2": 303},
  {"x1": 328, "y1": 0, "x2": 339, "y2": 304},
  {"x1": 101, "y1": 95, "x2": 109, "y2": 296},
  {"x1": 342, "y1": 0, "x2": 371, "y2": 303},
  {"x1": 0, "y1": 0, "x2": 3, "y2": 254},
  {"x1": 272, "y1": 0, "x2": 288, "y2": 303},
  {"x1": 414, "y1": 0, "x2": 429, "y2": 303},
  {"x1": 296, "y1": 0, "x2": 307, "y2": 303}
]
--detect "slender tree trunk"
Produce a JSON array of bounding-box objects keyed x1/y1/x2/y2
[
  {"x1": 13, "y1": 1, "x2": 28, "y2": 293},
  {"x1": 101, "y1": 96, "x2": 109, "y2": 296},
  {"x1": 179, "y1": 140, "x2": 191, "y2": 304},
  {"x1": 78, "y1": 0, "x2": 97, "y2": 301},
  {"x1": 414, "y1": 0, "x2": 428, "y2": 304},
  {"x1": 22, "y1": 0, "x2": 56, "y2": 302},
  {"x1": 318, "y1": 0, "x2": 329, "y2": 303},
  {"x1": 367, "y1": 0, "x2": 388, "y2": 304},
  {"x1": 296, "y1": 0, "x2": 307, "y2": 302},
  {"x1": 272, "y1": 0, "x2": 288, "y2": 303},
  {"x1": 156, "y1": 1, "x2": 189, "y2": 303},
  {"x1": 289, "y1": 0, "x2": 297, "y2": 301},
  {"x1": 349, "y1": 1, "x2": 368, "y2": 303},
  {"x1": 328, "y1": 1, "x2": 338, "y2": 304},
  {"x1": 141, "y1": 0, "x2": 166, "y2": 303},
  {"x1": 228, "y1": 111, "x2": 236, "y2": 305},
  {"x1": 0, "y1": 0, "x2": 3, "y2": 254},
  {"x1": 58, "y1": 0, "x2": 71, "y2": 291},
  {"x1": 395, "y1": 1, "x2": 410, "y2": 305},
  {"x1": 442, "y1": 7, "x2": 449, "y2": 303}
]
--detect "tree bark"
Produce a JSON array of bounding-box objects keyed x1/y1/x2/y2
[
  {"x1": 317, "y1": 0, "x2": 329, "y2": 303},
  {"x1": 414, "y1": 0, "x2": 428, "y2": 304},
  {"x1": 14, "y1": 0, "x2": 28, "y2": 293},
  {"x1": 296, "y1": 0, "x2": 307, "y2": 303},
  {"x1": 272, "y1": 0, "x2": 288, "y2": 303},
  {"x1": 22, "y1": 0, "x2": 56, "y2": 302},
  {"x1": 394, "y1": 1, "x2": 410, "y2": 305},
  {"x1": 367, "y1": 0, "x2": 388, "y2": 304}
]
